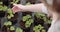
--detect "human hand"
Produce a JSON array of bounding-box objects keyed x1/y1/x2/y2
[{"x1": 12, "y1": 4, "x2": 24, "y2": 13}]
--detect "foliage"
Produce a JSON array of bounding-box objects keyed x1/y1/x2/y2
[
  {"x1": 22, "y1": 15, "x2": 34, "y2": 28},
  {"x1": 4, "y1": 21, "x2": 12, "y2": 26},
  {"x1": 7, "y1": 8, "x2": 14, "y2": 19},
  {"x1": 0, "y1": 1, "x2": 14, "y2": 19},
  {"x1": 10, "y1": 26, "x2": 15, "y2": 31},
  {"x1": 0, "y1": 0, "x2": 51, "y2": 32},
  {"x1": 35, "y1": 12, "x2": 52, "y2": 24},
  {"x1": 16, "y1": 27, "x2": 23, "y2": 32},
  {"x1": 33, "y1": 24, "x2": 46, "y2": 32}
]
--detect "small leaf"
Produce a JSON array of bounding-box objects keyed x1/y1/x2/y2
[
  {"x1": 8, "y1": 21, "x2": 12, "y2": 25},
  {"x1": 16, "y1": 27, "x2": 23, "y2": 32},
  {"x1": 10, "y1": 26, "x2": 15, "y2": 31},
  {"x1": 7, "y1": 15, "x2": 11, "y2": 19},
  {"x1": 0, "y1": 2, "x2": 3, "y2": 4}
]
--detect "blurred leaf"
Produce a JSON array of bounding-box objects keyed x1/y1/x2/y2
[
  {"x1": 0, "y1": 5, "x2": 3, "y2": 10},
  {"x1": 8, "y1": 21, "x2": 12, "y2": 25},
  {"x1": 4, "y1": 21, "x2": 12, "y2": 26},
  {"x1": 26, "y1": 2, "x2": 32, "y2": 5},
  {"x1": 7, "y1": 8, "x2": 13, "y2": 14},
  {"x1": 0, "y1": 2, "x2": 3, "y2": 4},
  {"x1": 15, "y1": 0, "x2": 19, "y2": 4},
  {"x1": 41, "y1": 29, "x2": 46, "y2": 32},
  {"x1": 22, "y1": 16, "x2": 28, "y2": 21},
  {"x1": 16, "y1": 27, "x2": 23, "y2": 32},
  {"x1": 2, "y1": 6, "x2": 8, "y2": 11},
  {"x1": 10, "y1": 26, "x2": 15, "y2": 30},
  {"x1": 7, "y1": 15, "x2": 11, "y2": 19},
  {"x1": 26, "y1": 15, "x2": 31, "y2": 19},
  {"x1": 33, "y1": 24, "x2": 45, "y2": 32}
]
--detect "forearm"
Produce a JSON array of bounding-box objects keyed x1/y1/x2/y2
[{"x1": 22, "y1": 3, "x2": 43, "y2": 12}]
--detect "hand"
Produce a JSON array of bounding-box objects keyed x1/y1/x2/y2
[{"x1": 12, "y1": 4, "x2": 24, "y2": 13}]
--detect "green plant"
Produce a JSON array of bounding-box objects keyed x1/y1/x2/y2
[
  {"x1": 10, "y1": 26, "x2": 15, "y2": 31},
  {"x1": 35, "y1": 12, "x2": 52, "y2": 24},
  {"x1": 16, "y1": 27, "x2": 23, "y2": 32},
  {"x1": 22, "y1": 15, "x2": 34, "y2": 28},
  {"x1": 33, "y1": 24, "x2": 46, "y2": 32},
  {"x1": 0, "y1": 1, "x2": 14, "y2": 19},
  {"x1": 4, "y1": 21, "x2": 12, "y2": 26},
  {"x1": 7, "y1": 8, "x2": 14, "y2": 19},
  {"x1": 11, "y1": 0, "x2": 20, "y2": 4}
]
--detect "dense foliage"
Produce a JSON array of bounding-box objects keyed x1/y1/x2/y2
[{"x1": 0, "y1": 0, "x2": 51, "y2": 32}]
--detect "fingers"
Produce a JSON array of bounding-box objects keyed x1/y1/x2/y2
[
  {"x1": 12, "y1": 4, "x2": 23, "y2": 13},
  {"x1": 12, "y1": 6, "x2": 22, "y2": 13},
  {"x1": 12, "y1": 6, "x2": 18, "y2": 13}
]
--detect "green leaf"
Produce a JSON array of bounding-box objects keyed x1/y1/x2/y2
[
  {"x1": 22, "y1": 16, "x2": 28, "y2": 21},
  {"x1": 33, "y1": 24, "x2": 45, "y2": 32},
  {"x1": 2, "y1": 6, "x2": 8, "y2": 11},
  {"x1": 35, "y1": 30, "x2": 40, "y2": 32},
  {"x1": 4, "y1": 22, "x2": 8, "y2": 26},
  {"x1": 10, "y1": 26, "x2": 15, "y2": 30},
  {"x1": 16, "y1": 27, "x2": 23, "y2": 32},
  {"x1": 26, "y1": 2, "x2": 31, "y2": 5},
  {"x1": 4, "y1": 21, "x2": 12, "y2": 26},
  {"x1": 10, "y1": 14, "x2": 14, "y2": 17},
  {"x1": 7, "y1": 15, "x2": 11, "y2": 19},
  {"x1": 0, "y1": 5, "x2": 3, "y2": 10},
  {"x1": 29, "y1": 19, "x2": 34, "y2": 23},
  {"x1": 8, "y1": 21, "x2": 12, "y2": 25},
  {"x1": 41, "y1": 29, "x2": 46, "y2": 32},
  {"x1": 26, "y1": 15, "x2": 31, "y2": 19},
  {"x1": 25, "y1": 21, "x2": 31, "y2": 28},
  {"x1": 0, "y1": 2, "x2": 3, "y2": 4},
  {"x1": 7, "y1": 8, "x2": 13, "y2": 14}
]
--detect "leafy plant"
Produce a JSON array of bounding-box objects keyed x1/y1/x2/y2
[
  {"x1": 10, "y1": 26, "x2": 15, "y2": 31},
  {"x1": 0, "y1": 1, "x2": 14, "y2": 19},
  {"x1": 7, "y1": 8, "x2": 14, "y2": 19},
  {"x1": 4, "y1": 21, "x2": 12, "y2": 26},
  {"x1": 33, "y1": 24, "x2": 46, "y2": 32},
  {"x1": 22, "y1": 15, "x2": 34, "y2": 28},
  {"x1": 16, "y1": 27, "x2": 23, "y2": 32},
  {"x1": 35, "y1": 12, "x2": 52, "y2": 24},
  {"x1": 0, "y1": 5, "x2": 8, "y2": 11},
  {"x1": 22, "y1": 15, "x2": 31, "y2": 21}
]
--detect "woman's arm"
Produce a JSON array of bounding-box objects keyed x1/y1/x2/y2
[
  {"x1": 22, "y1": 3, "x2": 43, "y2": 12},
  {"x1": 12, "y1": 3, "x2": 48, "y2": 14},
  {"x1": 12, "y1": 3, "x2": 43, "y2": 12}
]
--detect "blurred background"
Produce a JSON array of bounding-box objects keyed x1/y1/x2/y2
[{"x1": 0, "y1": 0, "x2": 51, "y2": 32}]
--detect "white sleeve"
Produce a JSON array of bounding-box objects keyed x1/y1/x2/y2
[{"x1": 41, "y1": 4, "x2": 48, "y2": 14}]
